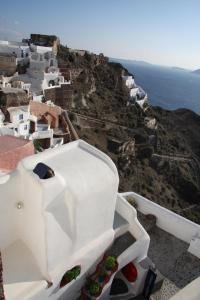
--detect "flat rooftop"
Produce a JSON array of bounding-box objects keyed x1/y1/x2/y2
[
  {"x1": 0, "y1": 136, "x2": 31, "y2": 153},
  {"x1": 0, "y1": 87, "x2": 25, "y2": 94},
  {"x1": 137, "y1": 212, "x2": 200, "y2": 288},
  {"x1": 7, "y1": 106, "x2": 29, "y2": 114}
]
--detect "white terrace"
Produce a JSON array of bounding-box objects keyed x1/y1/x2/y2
[
  {"x1": 0, "y1": 140, "x2": 199, "y2": 300},
  {"x1": 0, "y1": 140, "x2": 149, "y2": 300}
]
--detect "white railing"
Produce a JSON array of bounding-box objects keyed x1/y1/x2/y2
[{"x1": 121, "y1": 192, "x2": 200, "y2": 246}]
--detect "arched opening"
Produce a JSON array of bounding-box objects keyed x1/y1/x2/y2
[
  {"x1": 48, "y1": 80, "x2": 55, "y2": 87},
  {"x1": 60, "y1": 265, "x2": 81, "y2": 288},
  {"x1": 33, "y1": 162, "x2": 55, "y2": 179}
]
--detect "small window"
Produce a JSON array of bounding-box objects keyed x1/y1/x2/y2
[
  {"x1": 33, "y1": 163, "x2": 55, "y2": 179},
  {"x1": 24, "y1": 125, "x2": 28, "y2": 130},
  {"x1": 19, "y1": 114, "x2": 23, "y2": 120}
]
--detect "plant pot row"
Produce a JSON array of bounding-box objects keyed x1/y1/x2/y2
[{"x1": 82, "y1": 256, "x2": 119, "y2": 299}]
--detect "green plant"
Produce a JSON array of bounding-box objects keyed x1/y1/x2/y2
[
  {"x1": 62, "y1": 265, "x2": 81, "y2": 283},
  {"x1": 73, "y1": 266, "x2": 81, "y2": 279},
  {"x1": 105, "y1": 256, "x2": 116, "y2": 271},
  {"x1": 127, "y1": 196, "x2": 138, "y2": 209},
  {"x1": 89, "y1": 281, "x2": 101, "y2": 296},
  {"x1": 33, "y1": 139, "x2": 42, "y2": 152},
  {"x1": 65, "y1": 270, "x2": 74, "y2": 282}
]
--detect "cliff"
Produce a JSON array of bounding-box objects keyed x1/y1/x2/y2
[{"x1": 57, "y1": 46, "x2": 200, "y2": 224}]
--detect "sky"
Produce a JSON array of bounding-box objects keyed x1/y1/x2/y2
[{"x1": 0, "y1": 0, "x2": 200, "y2": 69}]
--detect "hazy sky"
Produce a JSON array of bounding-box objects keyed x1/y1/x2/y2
[{"x1": 0, "y1": 0, "x2": 200, "y2": 69}]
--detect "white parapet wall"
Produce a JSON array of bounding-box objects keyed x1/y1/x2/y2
[{"x1": 121, "y1": 192, "x2": 200, "y2": 252}]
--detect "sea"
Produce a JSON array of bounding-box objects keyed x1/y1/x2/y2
[{"x1": 112, "y1": 59, "x2": 200, "y2": 115}]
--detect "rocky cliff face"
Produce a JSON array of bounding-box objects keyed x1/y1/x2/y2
[{"x1": 57, "y1": 46, "x2": 200, "y2": 224}]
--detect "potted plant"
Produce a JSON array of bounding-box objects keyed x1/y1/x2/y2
[
  {"x1": 60, "y1": 271, "x2": 73, "y2": 287},
  {"x1": 104, "y1": 256, "x2": 118, "y2": 274},
  {"x1": 89, "y1": 281, "x2": 102, "y2": 297},
  {"x1": 73, "y1": 266, "x2": 81, "y2": 279}
]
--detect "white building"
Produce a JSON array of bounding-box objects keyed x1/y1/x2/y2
[
  {"x1": 0, "y1": 37, "x2": 70, "y2": 99},
  {"x1": 122, "y1": 75, "x2": 136, "y2": 89},
  {"x1": 30, "y1": 45, "x2": 53, "y2": 55},
  {"x1": 1, "y1": 106, "x2": 53, "y2": 146},
  {"x1": 0, "y1": 40, "x2": 30, "y2": 60},
  {"x1": 6, "y1": 106, "x2": 30, "y2": 137},
  {"x1": 0, "y1": 75, "x2": 13, "y2": 88},
  {"x1": 0, "y1": 109, "x2": 5, "y2": 125},
  {"x1": 0, "y1": 140, "x2": 199, "y2": 300},
  {"x1": 21, "y1": 48, "x2": 69, "y2": 96},
  {"x1": 122, "y1": 75, "x2": 148, "y2": 108},
  {"x1": 42, "y1": 72, "x2": 65, "y2": 91},
  {"x1": 130, "y1": 87, "x2": 139, "y2": 98}
]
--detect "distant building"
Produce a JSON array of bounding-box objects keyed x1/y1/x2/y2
[
  {"x1": 97, "y1": 53, "x2": 109, "y2": 65},
  {"x1": 0, "y1": 40, "x2": 30, "y2": 60},
  {"x1": 0, "y1": 87, "x2": 29, "y2": 109},
  {"x1": 57, "y1": 59, "x2": 71, "y2": 81},
  {"x1": 30, "y1": 34, "x2": 60, "y2": 55},
  {"x1": 122, "y1": 75, "x2": 135, "y2": 89},
  {"x1": 0, "y1": 53, "x2": 17, "y2": 76},
  {"x1": 44, "y1": 83, "x2": 73, "y2": 109},
  {"x1": 7, "y1": 106, "x2": 30, "y2": 137},
  {"x1": 58, "y1": 59, "x2": 83, "y2": 82},
  {"x1": 68, "y1": 48, "x2": 88, "y2": 56},
  {"x1": 0, "y1": 135, "x2": 34, "y2": 172}
]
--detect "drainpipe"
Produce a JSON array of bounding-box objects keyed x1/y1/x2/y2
[{"x1": 0, "y1": 253, "x2": 5, "y2": 300}]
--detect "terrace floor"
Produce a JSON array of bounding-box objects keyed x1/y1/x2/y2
[{"x1": 137, "y1": 212, "x2": 200, "y2": 288}]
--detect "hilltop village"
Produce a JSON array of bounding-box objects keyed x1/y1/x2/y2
[
  {"x1": 0, "y1": 34, "x2": 200, "y2": 223},
  {"x1": 0, "y1": 33, "x2": 149, "y2": 174},
  {"x1": 0, "y1": 34, "x2": 200, "y2": 300}
]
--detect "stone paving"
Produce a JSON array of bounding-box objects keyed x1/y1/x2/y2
[{"x1": 137, "y1": 212, "x2": 200, "y2": 288}]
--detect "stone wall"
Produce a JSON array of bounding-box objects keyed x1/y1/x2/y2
[
  {"x1": 0, "y1": 90, "x2": 29, "y2": 110},
  {"x1": 0, "y1": 54, "x2": 17, "y2": 76},
  {"x1": 44, "y1": 84, "x2": 73, "y2": 109},
  {"x1": 30, "y1": 34, "x2": 60, "y2": 55}
]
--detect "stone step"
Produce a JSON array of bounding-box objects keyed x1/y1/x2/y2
[{"x1": 150, "y1": 279, "x2": 180, "y2": 300}]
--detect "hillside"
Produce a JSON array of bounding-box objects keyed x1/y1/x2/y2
[
  {"x1": 192, "y1": 69, "x2": 200, "y2": 75},
  {"x1": 57, "y1": 46, "x2": 200, "y2": 224}
]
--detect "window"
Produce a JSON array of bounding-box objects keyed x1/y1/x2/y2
[
  {"x1": 24, "y1": 125, "x2": 28, "y2": 130},
  {"x1": 33, "y1": 163, "x2": 55, "y2": 179},
  {"x1": 19, "y1": 114, "x2": 23, "y2": 120}
]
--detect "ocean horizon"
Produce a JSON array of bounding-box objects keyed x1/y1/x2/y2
[{"x1": 112, "y1": 58, "x2": 200, "y2": 115}]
